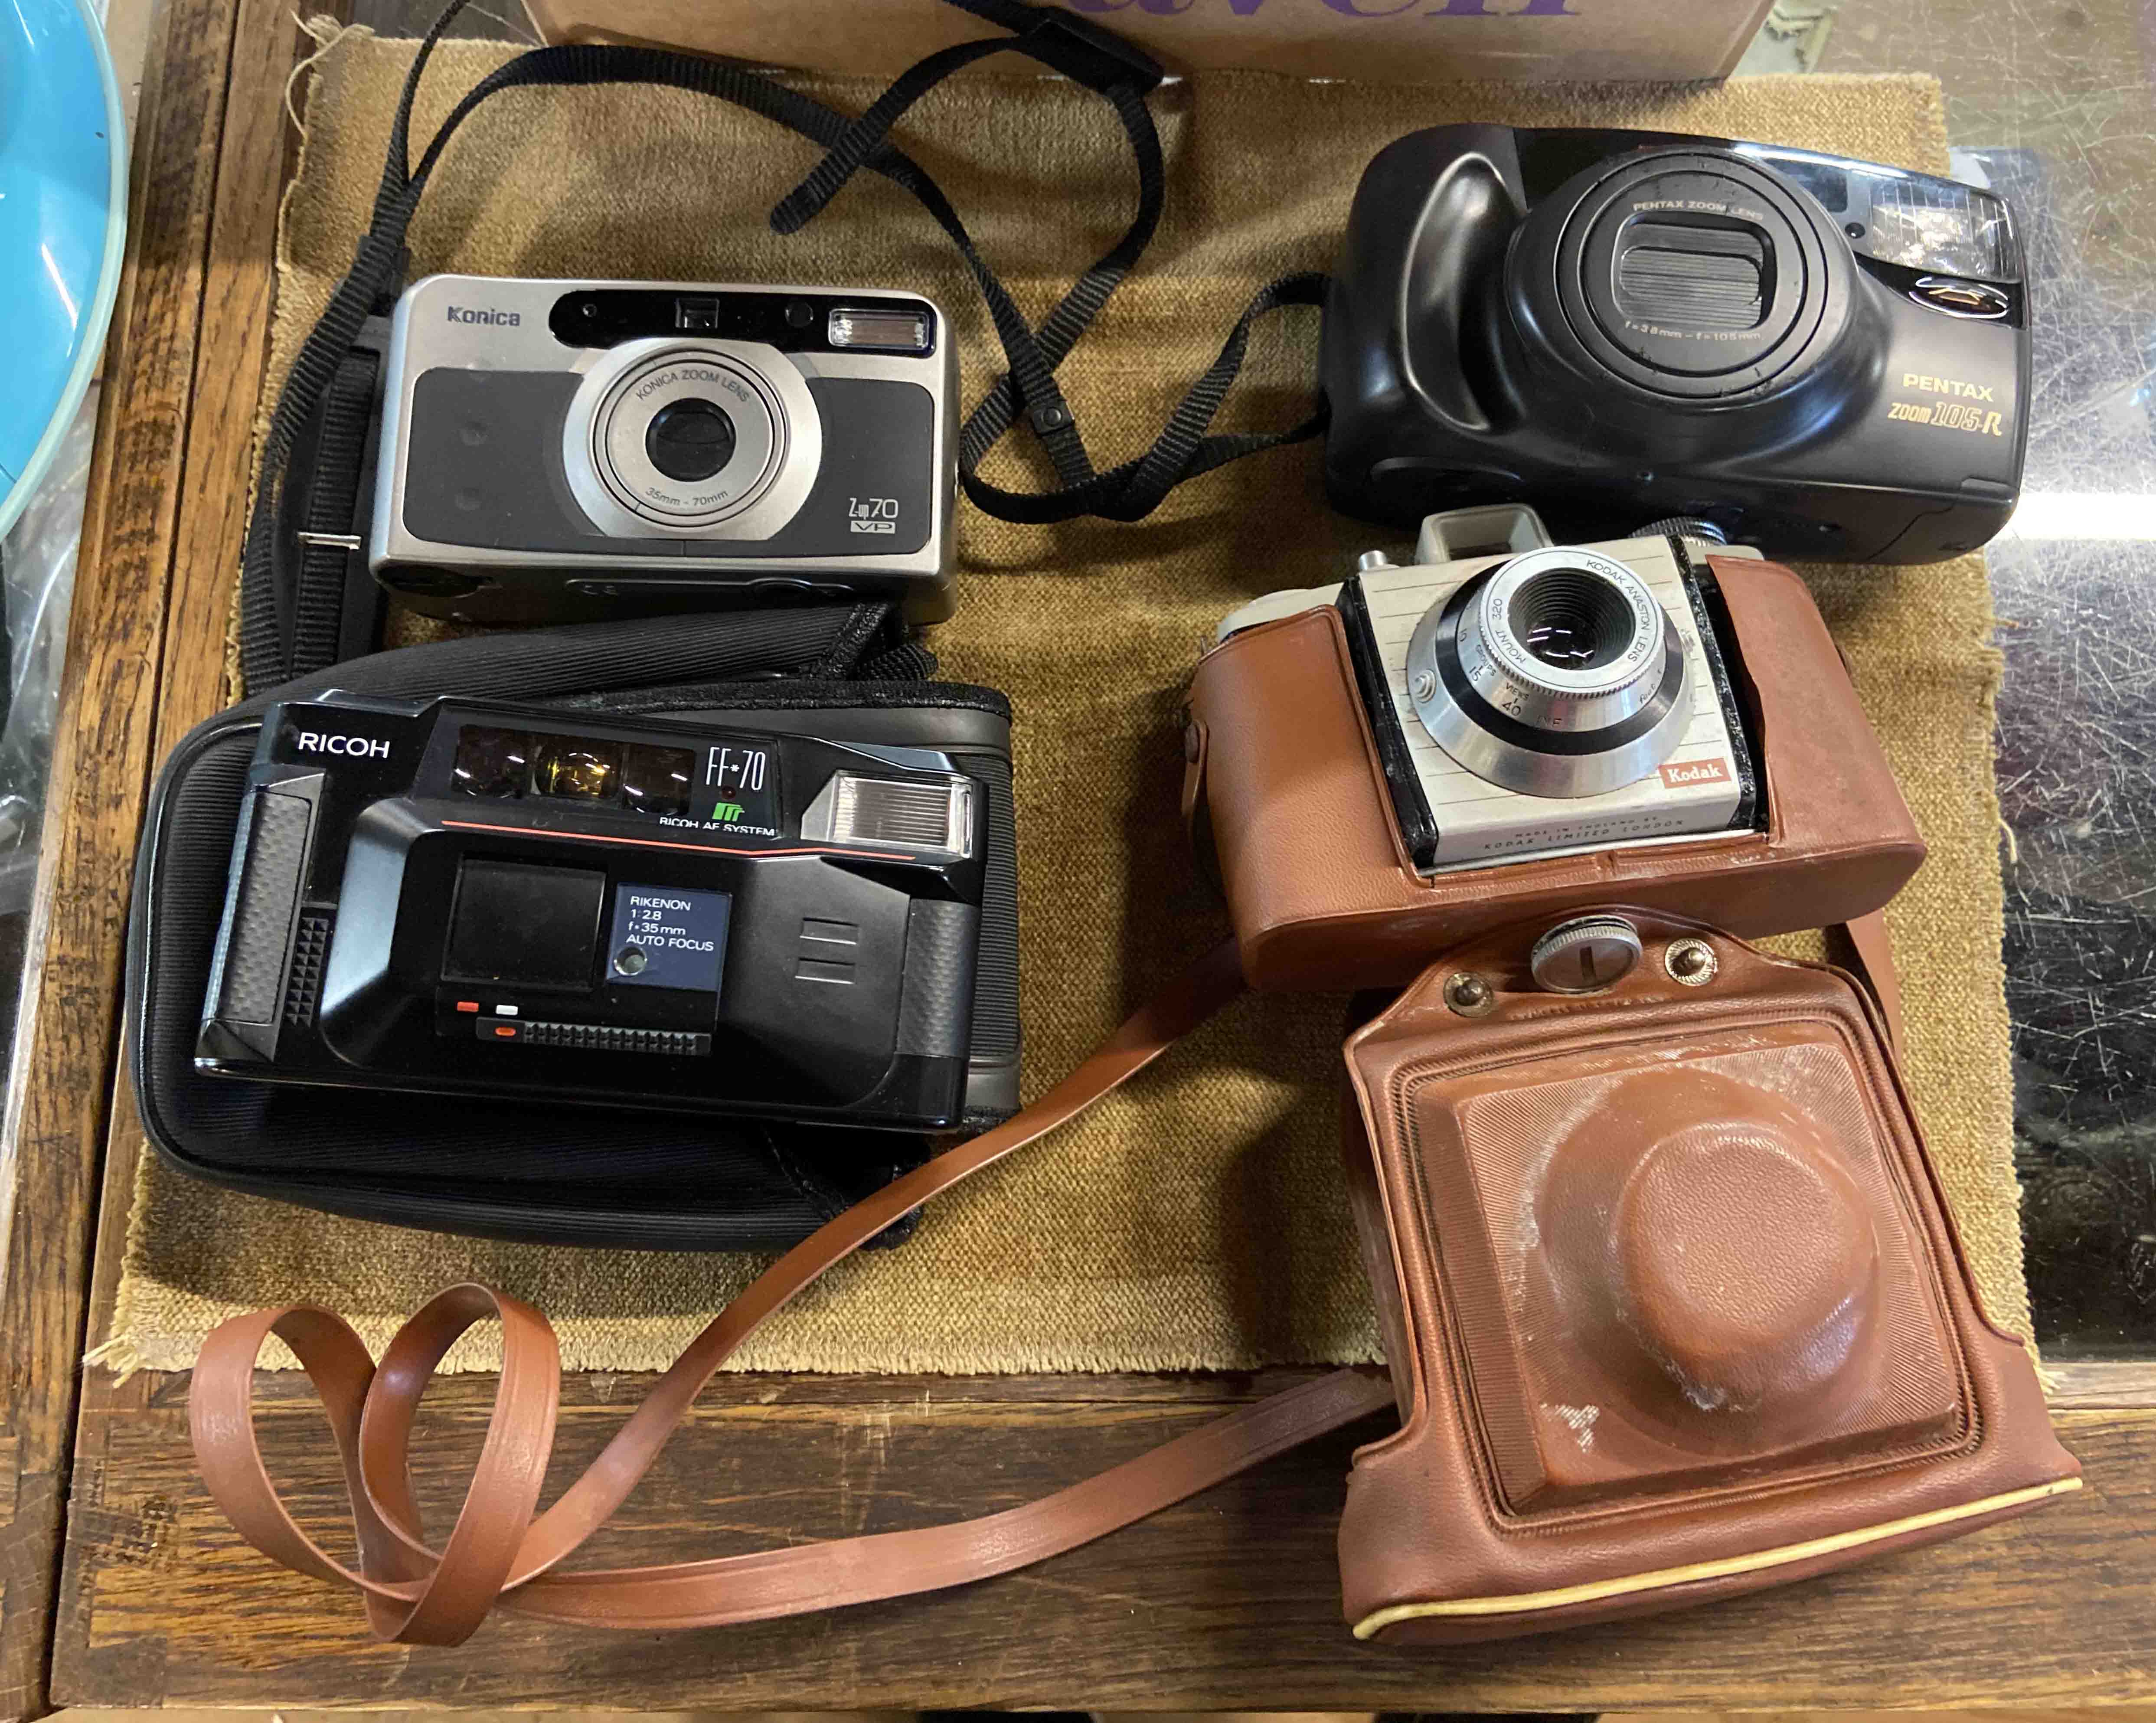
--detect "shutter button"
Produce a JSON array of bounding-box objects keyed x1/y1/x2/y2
[
  {"x1": 1529, "y1": 915, "x2": 1643, "y2": 994},
  {"x1": 1909, "y1": 276, "x2": 2011, "y2": 320}
]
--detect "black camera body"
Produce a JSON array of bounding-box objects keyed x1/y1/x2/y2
[
  {"x1": 1322, "y1": 126, "x2": 2029, "y2": 564},
  {"x1": 198, "y1": 692, "x2": 1016, "y2": 1131}
]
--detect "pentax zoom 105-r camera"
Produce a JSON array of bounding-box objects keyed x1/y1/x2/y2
[
  {"x1": 197, "y1": 692, "x2": 1016, "y2": 1131},
  {"x1": 1323, "y1": 127, "x2": 2029, "y2": 563},
  {"x1": 343, "y1": 276, "x2": 957, "y2": 626}
]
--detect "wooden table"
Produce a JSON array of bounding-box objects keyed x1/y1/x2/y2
[{"x1": 3, "y1": 0, "x2": 2154, "y2": 1714}]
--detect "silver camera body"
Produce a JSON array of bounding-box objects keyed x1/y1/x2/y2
[
  {"x1": 370, "y1": 276, "x2": 958, "y2": 625},
  {"x1": 1217, "y1": 507, "x2": 1764, "y2": 871}
]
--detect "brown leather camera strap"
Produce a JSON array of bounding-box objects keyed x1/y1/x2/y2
[
  {"x1": 189, "y1": 937, "x2": 1395, "y2": 1645},
  {"x1": 187, "y1": 916, "x2": 1908, "y2": 1644}
]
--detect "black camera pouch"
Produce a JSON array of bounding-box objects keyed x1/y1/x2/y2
[{"x1": 127, "y1": 604, "x2": 1020, "y2": 1252}]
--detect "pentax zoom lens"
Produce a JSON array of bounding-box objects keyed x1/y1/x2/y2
[{"x1": 1322, "y1": 126, "x2": 2029, "y2": 563}]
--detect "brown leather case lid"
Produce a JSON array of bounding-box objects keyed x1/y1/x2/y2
[
  {"x1": 1334, "y1": 915, "x2": 2079, "y2": 1643},
  {"x1": 1187, "y1": 557, "x2": 1926, "y2": 991}
]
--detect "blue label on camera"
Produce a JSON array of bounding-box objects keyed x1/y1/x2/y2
[{"x1": 606, "y1": 883, "x2": 731, "y2": 994}]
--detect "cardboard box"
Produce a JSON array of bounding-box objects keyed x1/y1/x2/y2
[{"x1": 526, "y1": 0, "x2": 1777, "y2": 87}]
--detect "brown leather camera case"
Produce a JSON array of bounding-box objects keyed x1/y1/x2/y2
[
  {"x1": 186, "y1": 917, "x2": 2078, "y2": 1645},
  {"x1": 1186, "y1": 556, "x2": 1927, "y2": 991},
  {"x1": 1336, "y1": 912, "x2": 2079, "y2": 1643}
]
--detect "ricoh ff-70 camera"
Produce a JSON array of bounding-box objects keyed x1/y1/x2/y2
[
  {"x1": 1323, "y1": 126, "x2": 2029, "y2": 563},
  {"x1": 1187, "y1": 505, "x2": 1927, "y2": 991},
  {"x1": 351, "y1": 275, "x2": 957, "y2": 625},
  {"x1": 196, "y1": 690, "x2": 1018, "y2": 1131}
]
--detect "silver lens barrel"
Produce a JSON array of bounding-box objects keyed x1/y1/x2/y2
[
  {"x1": 1406, "y1": 546, "x2": 1692, "y2": 798},
  {"x1": 596, "y1": 350, "x2": 780, "y2": 524},
  {"x1": 563, "y1": 338, "x2": 822, "y2": 539}
]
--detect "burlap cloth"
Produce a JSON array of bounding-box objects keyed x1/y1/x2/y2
[{"x1": 103, "y1": 39, "x2": 2030, "y2": 1373}]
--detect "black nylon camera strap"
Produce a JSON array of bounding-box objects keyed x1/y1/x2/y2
[{"x1": 239, "y1": 0, "x2": 1326, "y2": 694}]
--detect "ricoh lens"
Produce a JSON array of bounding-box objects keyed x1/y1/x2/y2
[{"x1": 644, "y1": 398, "x2": 736, "y2": 484}]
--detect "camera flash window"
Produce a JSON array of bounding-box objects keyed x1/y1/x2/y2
[
  {"x1": 802, "y1": 772, "x2": 974, "y2": 856},
  {"x1": 828, "y1": 307, "x2": 929, "y2": 352}
]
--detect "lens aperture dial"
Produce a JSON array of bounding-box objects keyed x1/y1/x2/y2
[{"x1": 1407, "y1": 546, "x2": 1691, "y2": 798}]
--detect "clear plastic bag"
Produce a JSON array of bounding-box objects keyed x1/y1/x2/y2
[{"x1": 0, "y1": 384, "x2": 96, "y2": 921}]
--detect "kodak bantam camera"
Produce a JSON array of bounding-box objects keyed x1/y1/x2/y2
[
  {"x1": 1323, "y1": 127, "x2": 2029, "y2": 563},
  {"x1": 366, "y1": 276, "x2": 957, "y2": 624},
  {"x1": 1188, "y1": 507, "x2": 1927, "y2": 991},
  {"x1": 197, "y1": 692, "x2": 1018, "y2": 1130}
]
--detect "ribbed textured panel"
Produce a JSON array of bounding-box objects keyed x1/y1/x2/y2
[
  {"x1": 280, "y1": 909, "x2": 333, "y2": 1028},
  {"x1": 218, "y1": 791, "x2": 310, "y2": 1026},
  {"x1": 970, "y1": 755, "x2": 1021, "y2": 1064},
  {"x1": 896, "y1": 900, "x2": 977, "y2": 1059},
  {"x1": 516, "y1": 1021, "x2": 710, "y2": 1056}
]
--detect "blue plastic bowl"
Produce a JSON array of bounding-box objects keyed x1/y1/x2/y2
[{"x1": 0, "y1": 0, "x2": 127, "y2": 540}]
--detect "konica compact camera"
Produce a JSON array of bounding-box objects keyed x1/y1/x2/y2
[
  {"x1": 354, "y1": 276, "x2": 956, "y2": 624},
  {"x1": 196, "y1": 691, "x2": 1016, "y2": 1130},
  {"x1": 1187, "y1": 506, "x2": 1927, "y2": 991},
  {"x1": 1322, "y1": 127, "x2": 2029, "y2": 563}
]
